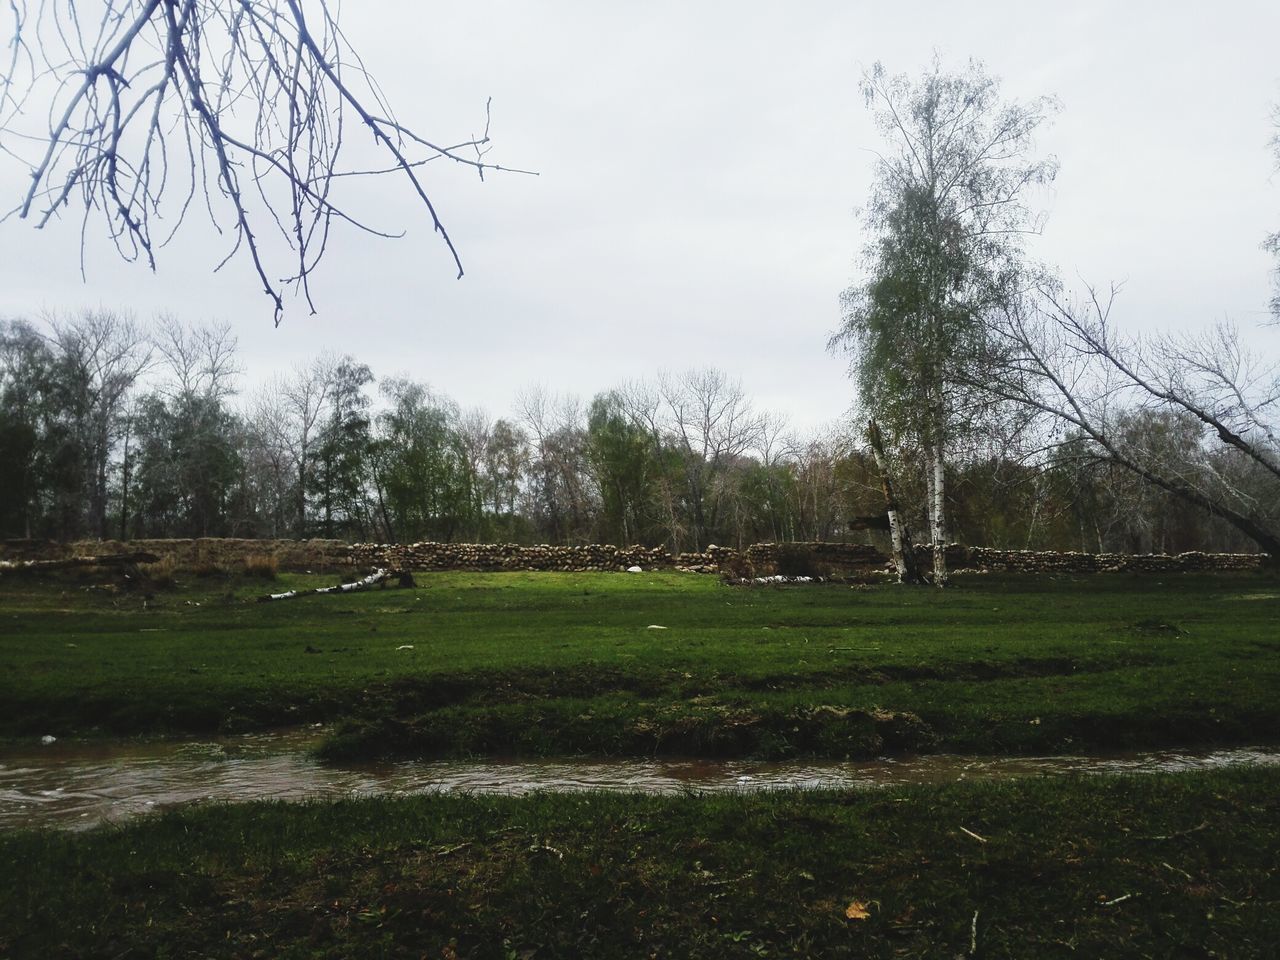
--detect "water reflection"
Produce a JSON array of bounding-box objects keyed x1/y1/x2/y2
[{"x1": 2, "y1": 732, "x2": 1277, "y2": 831}]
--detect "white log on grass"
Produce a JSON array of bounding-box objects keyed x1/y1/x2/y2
[{"x1": 257, "y1": 568, "x2": 392, "y2": 602}]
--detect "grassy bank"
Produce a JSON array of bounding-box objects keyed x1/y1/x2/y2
[
  {"x1": 2, "y1": 570, "x2": 1278, "y2": 757},
  {"x1": 2, "y1": 768, "x2": 1277, "y2": 958}
]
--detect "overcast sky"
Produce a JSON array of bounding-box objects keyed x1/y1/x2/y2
[{"x1": 2, "y1": 0, "x2": 1278, "y2": 432}]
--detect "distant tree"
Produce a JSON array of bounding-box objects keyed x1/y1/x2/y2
[
  {"x1": 482, "y1": 419, "x2": 530, "y2": 540},
  {"x1": 657, "y1": 368, "x2": 764, "y2": 550},
  {"x1": 587, "y1": 392, "x2": 657, "y2": 546},
  {"x1": 374, "y1": 378, "x2": 475, "y2": 542},
  {"x1": 616, "y1": 380, "x2": 687, "y2": 552},
  {"x1": 47, "y1": 311, "x2": 152, "y2": 538},
  {"x1": 455, "y1": 407, "x2": 496, "y2": 541},
  {"x1": 517, "y1": 385, "x2": 596, "y2": 544},
  {"x1": 128, "y1": 319, "x2": 243, "y2": 537},
  {"x1": 153, "y1": 317, "x2": 239, "y2": 405},
  {"x1": 835, "y1": 57, "x2": 1058, "y2": 584},
  {"x1": 281, "y1": 355, "x2": 336, "y2": 537},
  {"x1": 312, "y1": 358, "x2": 373, "y2": 539},
  {"x1": 788, "y1": 430, "x2": 851, "y2": 543},
  {"x1": 0, "y1": 0, "x2": 527, "y2": 322},
  {"x1": 246, "y1": 380, "x2": 297, "y2": 538},
  {"x1": 129, "y1": 390, "x2": 242, "y2": 537},
  {"x1": 0, "y1": 320, "x2": 61, "y2": 537}
]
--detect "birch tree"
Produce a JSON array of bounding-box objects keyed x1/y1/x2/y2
[{"x1": 835, "y1": 57, "x2": 1058, "y2": 584}]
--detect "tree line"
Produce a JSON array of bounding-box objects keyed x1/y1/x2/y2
[{"x1": 0, "y1": 309, "x2": 1269, "y2": 557}]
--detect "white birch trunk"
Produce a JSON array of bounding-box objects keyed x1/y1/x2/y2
[
  {"x1": 873, "y1": 448, "x2": 909, "y2": 582},
  {"x1": 867, "y1": 420, "x2": 921, "y2": 584},
  {"x1": 927, "y1": 446, "x2": 949, "y2": 587}
]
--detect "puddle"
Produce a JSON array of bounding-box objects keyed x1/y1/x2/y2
[{"x1": 2, "y1": 733, "x2": 1277, "y2": 831}]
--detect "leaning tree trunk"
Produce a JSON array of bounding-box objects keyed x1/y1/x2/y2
[
  {"x1": 925, "y1": 443, "x2": 949, "y2": 587},
  {"x1": 867, "y1": 420, "x2": 923, "y2": 584}
]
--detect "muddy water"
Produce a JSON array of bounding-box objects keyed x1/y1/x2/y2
[{"x1": 2, "y1": 732, "x2": 1277, "y2": 831}]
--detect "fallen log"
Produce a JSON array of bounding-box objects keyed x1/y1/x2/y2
[
  {"x1": 256, "y1": 568, "x2": 394, "y2": 602},
  {"x1": 0, "y1": 552, "x2": 161, "y2": 575}
]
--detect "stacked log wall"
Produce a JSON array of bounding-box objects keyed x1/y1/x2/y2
[{"x1": 0, "y1": 538, "x2": 1268, "y2": 574}]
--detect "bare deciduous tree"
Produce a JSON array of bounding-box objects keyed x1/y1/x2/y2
[
  {"x1": 154, "y1": 315, "x2": 240, "y2": 403},
  {"x1": 657, "y1": 368, "x2": 764, "y2": 549},
  {"x1": 516, "y1": 384, "x2": 596, "y2": 544},
  {"x1": 282, "y1": 354, "x2": 339, "y2": 535},
  {"x1": 1, "y1": 1, "x2": 531, "y2": 323},
  {"x1": 47, "y1": 309, "x2": 152, "y2": 538},
  {"x1": 247, "y1": 379, "x2": 293, "y2": 537},
  {"x1": 984, "y1": 284, "x2": 1280, "y2": 557}
]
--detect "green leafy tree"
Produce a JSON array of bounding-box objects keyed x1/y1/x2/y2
[
  {"x1": 587, "y1": 392, "x2": 658, "y2": 546},
  {"x1": 312, "y1": 359, "x2": 374, "y2": 539},
  {"x1": 0, "y1": 320, "x2": 65, "y2": 538},
  {"x1": 482, "y1": 419, "x2": 531, "y2": 541},
  {"x1": 373, "y1": 379, "x2": 476, "y2": 542}
]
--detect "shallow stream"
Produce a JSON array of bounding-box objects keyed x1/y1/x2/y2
[{"x1": 3, "y1": 731, "x2": 1277, "y2": 831}]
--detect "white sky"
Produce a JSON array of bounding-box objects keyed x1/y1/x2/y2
[{"x1": 2, "y1": 0, "x2": 1278, "y2": 433}]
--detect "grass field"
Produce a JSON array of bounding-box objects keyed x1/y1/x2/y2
[
  {"x1": 2, "y1": 569, "x2": 1278, "y2": 758},
  {"x1": 3, "y1": 768, "x2": 1278, "y2": 958},
  {"x1": 4, "y1": 568, "x2": 1280, "y2": 957}
]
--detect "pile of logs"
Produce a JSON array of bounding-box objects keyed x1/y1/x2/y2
[
  {"x1": 2, "y1": 538, "x2": 1268, "y2": 577},
  {"x1": 347, "y1": 542, "x2": 674, "y2": 572},
  {"x1": 0, "y1": 552, "x2": 161, "y2": 576},
  {"x1": 946, "y1": 546, "x2": 1267, "y2": 574},
  {"x1": 745, "y1": 542, "x2": 886, "y2": 569},
  {"x1": 674, "y1": 546, "x2": 739, "y2": 573}
]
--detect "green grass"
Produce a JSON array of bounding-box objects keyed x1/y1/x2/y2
[
  {"x1": 2, "y1": 570, "x2": 1279, "y2": 757},
  {"x1": 3, "y1": 768, "x2": 1278, "y2": 958}
]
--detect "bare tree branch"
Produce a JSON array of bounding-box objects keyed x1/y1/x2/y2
[
  {"x1": 977, "y1": 286, "x2": 1280, "y2": 557},
  {"x1": 0, "y1": 0, "x2": 533, "y2": 324}
]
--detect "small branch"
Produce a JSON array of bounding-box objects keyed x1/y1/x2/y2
[
  {"x1": 1137, "y1": 820, "x2": 1209, "y2": 842},
  {"x1": 1100, "y1": 893, "x2": 1136, "y2": 907}
]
